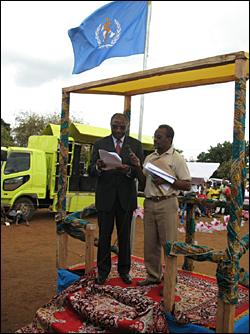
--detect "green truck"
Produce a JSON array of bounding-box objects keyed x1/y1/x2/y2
[{"x1": 1, "y1": 123, "x2": 153, "y2": 219}]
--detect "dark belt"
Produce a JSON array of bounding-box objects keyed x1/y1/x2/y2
[{"x1": 146, "y1": 195, "x2": 175, "y2": 202}]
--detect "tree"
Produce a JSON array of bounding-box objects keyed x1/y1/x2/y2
[
  {"x1": 1, "y1": 119, "x2": 14, "y2": 146},
  {"x1": 197, "y1": 141, "x2": 232, "y2": 164},
  {"x1": 216, "y1": 160, "x2": 232, "y2": 179},
  {"x1": 12, "y1": 111, "x2": 85, "y2": 147},
  {"x1": 12, "y1": 111, "x2": 60, "y2": 146},
  {"x1": 197, "y1": 140, "x2": 249, "y2": 180}
]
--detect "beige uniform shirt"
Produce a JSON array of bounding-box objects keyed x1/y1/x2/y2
[{"x1": 143, "y1": 146, "x2": 191, "y2": 198}]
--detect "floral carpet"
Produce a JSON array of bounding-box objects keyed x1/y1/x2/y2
[{"x1": 16, "y1": 256, "x2": 249, "y2": 333}]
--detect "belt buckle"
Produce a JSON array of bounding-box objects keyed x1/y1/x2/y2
[{"x1": 156, "y1": 196, "x2": 160, "y2": 201}]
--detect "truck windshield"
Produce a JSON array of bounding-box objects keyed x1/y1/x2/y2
[{"x1": 4, "y1": 152, "x2": 30, "y2": 175}]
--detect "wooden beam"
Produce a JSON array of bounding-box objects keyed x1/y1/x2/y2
[
  {"x1": 117, "y1": 74, "x2": 236, "y2": 96},
  {"x1": 85, "y1": 224, "x2": 96, "y2": 274},
  {"x1": 216, "y1": 300, "x2": 235, "y2": 333},
  {"x1": 69, "y1": 74, "x2": 236, "y2": 96},
  {"x1": 182, "y1": 204, "x2": 195, "y2": 271},
  {"x1": 56, "y1": 233, "x2": 68, "y2": 269},
  {"x1": 63, "y1": 51, "x2": 248, "y2": 94},
  {"x1": 235, "y1": 57, "x2": 247, "y2": 79}
]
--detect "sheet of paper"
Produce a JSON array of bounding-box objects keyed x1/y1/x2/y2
[
  {"x1": 159, "y1": 183, "x2": 170, "y2": 192},
  {"x1": 149, "y1": 158, "x2": 175, "y2": 177},
  {"x1": 99, "y1": 149, "x2": 122, "y2": 170},
  {"x1": 144, "y1": 162, "x2": 176, "y2": 184}
]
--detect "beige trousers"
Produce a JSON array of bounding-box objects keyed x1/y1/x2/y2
[{"x1": 143, "y1": 197, "x2": 179, "y2": 281}]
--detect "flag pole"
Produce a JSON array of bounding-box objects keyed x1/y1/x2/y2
[
  {"x1": 138, "y1": 1, "x2": 152, "y2": 141},
  {"x1": 131, "y1": 1, "x2": 152, "y2": 255}
]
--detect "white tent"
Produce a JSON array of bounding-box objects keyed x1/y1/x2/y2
[{"x1": 186, "y1": 162, "x2": 220, "y2": 185}]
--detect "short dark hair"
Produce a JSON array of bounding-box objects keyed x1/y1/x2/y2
[
  {"x1": 110, "y1": 113, "x2": 129, "y2": 125},
  {"x1": 158, "y1": 124, "x2": 174, "y2": 141}
]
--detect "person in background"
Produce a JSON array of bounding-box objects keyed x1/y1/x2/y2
[
  {"x1": 197, "y1": 183, "x2": 208, "y2": 217},
  {"x1": 209, "y1": 182, "x2": 221, "y2": 216},
  {"x1": 204, "y1": 181, "x2": 213, "y2": 217},
  {"x1": 89, "y1": 113, "x2": 144, "y2": 285},
  {"x1": 219, "y1": 179, "x2": 231, "y2": 214},
  {"x1": 206, "y1": 182, "x2": 220, "y2": 200},
  {"x1": 130, "y1": 124, "x2": 191, "y2": 286}
]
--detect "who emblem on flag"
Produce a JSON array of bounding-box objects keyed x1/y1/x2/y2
[{"x1": 68, "y1": 1, "x2": 148, "y2": 74}]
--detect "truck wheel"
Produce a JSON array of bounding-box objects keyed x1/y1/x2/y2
[{"x1": 13, "y1": 198, "x2": 35, "y2": 220}]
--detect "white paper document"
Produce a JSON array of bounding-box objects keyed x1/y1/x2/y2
[
  {"x1": 159, "y1": 183, "x2": 171, "y2": 192},
  {"x1": 144, "y1": 162, "x2": 176, "y2": 184},
  {"x1": 99, "y1": 149, "x2": 122, "y2": 170}
]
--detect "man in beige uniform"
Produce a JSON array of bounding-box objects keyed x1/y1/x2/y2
[{"x1": 130, "y1": 124, "x2": 191, "y2": 286}]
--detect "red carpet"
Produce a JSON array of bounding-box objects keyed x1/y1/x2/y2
[{"x1": 17, "y1": 256, "x2": 248, "y2": 333}]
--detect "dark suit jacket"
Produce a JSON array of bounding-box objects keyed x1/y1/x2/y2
[{"x1": 89, "y1": 135, "x2": 144, "y2": 212}]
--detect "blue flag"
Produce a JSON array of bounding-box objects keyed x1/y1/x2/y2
[{"x1": 68, "y1": 1, "x2": 148, "y2": 74}]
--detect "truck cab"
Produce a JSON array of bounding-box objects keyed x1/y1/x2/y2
[
  {"x1": 1, "y1": 146, "x2": 47, "y2": 218},
  {"x1": 1, "y1": 134, "x2": 95, "y2": 219}
]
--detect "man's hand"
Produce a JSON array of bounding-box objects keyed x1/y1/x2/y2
[
  {"x1": 96, "y1": 159, "x2": 106, "y2": 170},
  {"x1": 152, "y1": 175, "x2": 166, "y2": 185},
  {"x1": 115, "y1": 164, "x2": 130, "y2": 173},
  {"x1": 129, "y1": 152, "x2": 141, "y2": 167}
]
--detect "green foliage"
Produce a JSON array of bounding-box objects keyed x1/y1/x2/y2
[
  {"x1": 1, "y1": 119, "x2": 14, "y2": 146},
  {"x1": 197, "y1": 140, "x2": 249, "y2": 180},
  {"x1": 12, "y1": 111, "x2": 62, "y2": 146},
  {"x1": 11, "y1": 111, "x2": 84, "y2": 147},
  {"x1": 197, "y1": 141, "x2": 232, "y2": 163},
  {"x1": 216, "y1": 160, "x2": 232, "y2": 179}
]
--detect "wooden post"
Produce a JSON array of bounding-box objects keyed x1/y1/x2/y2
[
  {"x1": 56, "y1": 90, "x2": 70, "y2": 269},
  {"x1": 85, "y1": 223, "x2": 96, "y2": 273},
  {"x1": 182, "y1": 203, "x2": 195, "y2": 271},
  {"x1": 56, "y1": 90, "x2": 70, "y2": 213},
  {"x1": 56, "y1": 233, "x2": 68, "y2": 269},
  {"x1": 163, "y1": 255, "x2": 177, "y2": 312},
  {"x1": 216, "y1": 300, "x2": 235, "y2": 333},
  {"x1": 216, "y1": 55, "x2": 247, "y2": 334},
  {"x1": 124, "y1": 95, "x2": 131, "y2": 135}
]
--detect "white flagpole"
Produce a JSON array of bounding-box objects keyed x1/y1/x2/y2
[
  {"x1": 131, "y1": 2, "x2": 152, "y2": 255},
  {"x1": 138, "y1": 1, "x2": 152, "y2": 141}
]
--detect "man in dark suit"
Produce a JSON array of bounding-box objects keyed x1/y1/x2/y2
[{"x1": 89, "y1": 113, "x2": 144, "y2": 285}]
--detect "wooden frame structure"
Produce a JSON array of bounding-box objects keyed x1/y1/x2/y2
[{"x1": 56, "y1": 51, "x2": 249, "y2": 333}]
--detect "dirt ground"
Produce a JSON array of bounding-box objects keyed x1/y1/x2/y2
[{"x1": 1, "y1": 209, "x2": 249, "y2": 333}]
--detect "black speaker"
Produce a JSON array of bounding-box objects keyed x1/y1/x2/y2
[
  {"x1": 71, "y1": 144, "x2": 81, "y2": 176},
  {"x1": 69, "y1": 175, "x2": 80, "y2": 191},
  {"x1": 79, "y1": 176, "x2": 96, "y2": 192}
]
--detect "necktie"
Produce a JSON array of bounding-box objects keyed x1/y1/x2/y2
[{"x1": 115, "y1": 139, "x2": 121, "y2": 155}]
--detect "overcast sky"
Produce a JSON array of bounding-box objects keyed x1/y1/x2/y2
[{"x1": 1, "y1": 1, "x2": 249, "y2": 160}]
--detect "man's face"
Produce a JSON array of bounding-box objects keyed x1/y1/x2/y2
[
  {"x1": 154, "y1": 128, "x2": 172, "y2": 152},
  {"x1": 111, "y1": 116, "x2": 127, "y2": 139}
]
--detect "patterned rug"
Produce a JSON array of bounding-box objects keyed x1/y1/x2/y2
[{"x1": 16, "y1": 256, "x2": 249, "y2": 333}]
